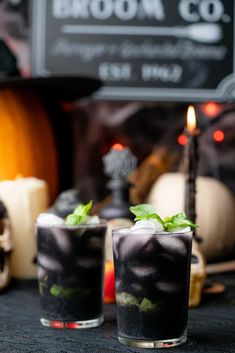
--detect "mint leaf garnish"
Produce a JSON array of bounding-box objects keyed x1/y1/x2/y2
[
  {"x1": 130, "y1": 204, "x2": 164, "y2": 225},
  {"x1": 50, "y1": 285, "x2": 64, "y2": 297},
  {"x1": 65, "y1": 214, "x2": 79, "y2": 226},
  {"x1": 65, "y1": 201, "x2": 93, "y2": 226},
  {"x1": 164, "y1": 212, "x2": 197, "y2": 232},
  {"x1": 116, "y1": 292, "x2": 161, "y2": 312},
  {"x1": 129, "y1": 205, "x2": 197, "y2": 231},
  {"x1": 74, "y1": 200, "x2": 92, "y2": 217},
  {"x1": 50, "y1": 285, "x2": 80, "y2": 298},
  {"x1": 139, "y1": 297, "x2": 160, "y2": 312},
  {"x1": 116, "y1": 292, "x2": 139, "y2": 306}
]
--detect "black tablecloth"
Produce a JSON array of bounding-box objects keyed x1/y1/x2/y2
[{"x1": 0, "y1": 273, "x2": 234, "y2": 353}]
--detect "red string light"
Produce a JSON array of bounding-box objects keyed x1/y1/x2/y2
[
  {"x1": 201, "y1": 102, "x2": 221, "y2": 118},
  {"x1": 213, "y1": 130, "x2": 225, "y2": 142},
  {"x1": 178, "y1": 134, "x2": 188, "y2": 146}
]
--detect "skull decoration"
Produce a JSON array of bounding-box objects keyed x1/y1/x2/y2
[
  {"x1": 0, "y1": 200, "x2": 13, "y2": 290},
  {"x1": 189, "y1": 239, "x2": 206, "y2": 307}
]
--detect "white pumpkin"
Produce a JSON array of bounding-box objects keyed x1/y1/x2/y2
[{"x1": 147, "y1": 173, "x2": 235, "y2": 261}]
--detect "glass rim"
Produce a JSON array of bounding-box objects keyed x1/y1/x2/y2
[
  {"x1": 36, "y1": 218, "x2": 107, "y2": 229},
  {"x1": 112, "y1": 227, "x2": 193, "y2": 236}
]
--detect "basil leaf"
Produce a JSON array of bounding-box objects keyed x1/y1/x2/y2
[
  {"x1": 166, "y1": 220, "x2": 197, "y2": 232},
  {"x1": 130, "y1": 205, "x2": 164, "y2": 225},
  {"x1": 50, "y1": 285, "x2": 63, "y2": 297},
  {"x1": 74, "y1": 200, "x2": 92, "y2": 217},
  {"x1": 65, "y1": 201, "x2": 93, "y2": 226},
  {"x1": 65, "y1": 214, "x2": 81, "y2": 226},
  {"x1": 164, "y1": 213, "x2": 186, "y2": 224},
  {"x1": 50, "y1": 285, "x2": 80, "y2": 298},
  {"x1": 116, "y1": 292, "x2": 139, "y2": 307},
  {"x1": 171, "y1": 212, "x2": 187, "y2": 223},
  {"x1": 164, "y1": 216, "x2": 172, "y2": 223},
  {"x1": 139, "y1": 297, "x2": 160, "y2": 312},
  {"x1": 130, "y1": 204, "x2": 156, "y2": 218},
  {"x1": 143, "y1": 213, "x2": 164, "y2": 225},
  {"x1": 61, "y1": 288, "x2": 79, "y2": 298},
  {"x1": 130, "y1": 204, "x2": 197, "y2": 232}
]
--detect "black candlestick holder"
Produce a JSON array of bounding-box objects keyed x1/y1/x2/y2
[
  {"x1": 184, "y1": 131, "x2": 198, "y2": 226},
  {"x1": 184, "y1": 127, "x2": 201, "y2": 243}
]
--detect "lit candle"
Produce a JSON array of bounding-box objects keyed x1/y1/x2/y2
[
  {"x1": 187, "y1": 106, "x2": 197, "y2": 134},
  {"x1": 0, "y1": 177, "x2": 49, "y2": 278},
  {"x1": 184, "y1": 106, "x2": 199, "y2": 236}
]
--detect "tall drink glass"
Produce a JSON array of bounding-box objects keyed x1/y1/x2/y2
[
  {"x1": 36, "y1": 220, "x2": 106, "y2": 329},
  {"x1": 113, "y1": 229, "x2": 192, "y2": 348}
]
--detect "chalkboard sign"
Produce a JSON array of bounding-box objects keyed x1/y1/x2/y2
[{"x1": 32, "y1": 0, "x2": 235, "y2": 102}]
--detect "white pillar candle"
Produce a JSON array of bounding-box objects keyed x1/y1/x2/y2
[{"x1": 0, "y1": 177, "x2": 49, "y2": 278}]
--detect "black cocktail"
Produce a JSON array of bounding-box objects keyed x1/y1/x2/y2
[
  {"x1": 113, "y1": 229, "x2": 192, "y2": 348},
  {"x1": 36, "y1": 219, "x2": 106, "y2": 329}
]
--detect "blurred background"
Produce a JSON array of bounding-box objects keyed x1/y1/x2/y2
[{"x1": 0, "y1": 0, "x2": 235, "y2": 276}]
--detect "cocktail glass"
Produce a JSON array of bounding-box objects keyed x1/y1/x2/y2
[
  {"x1": 113, "y1": 229, "x2": 192, "y2": 348},
  {"x1": 36, "y1": 220, "x2": 106, "y2": 329}
]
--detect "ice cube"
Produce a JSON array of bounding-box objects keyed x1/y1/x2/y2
[
  {"x1": 129, "y1": 282, "x2": 145, "y2": 297},
  {"x1": 154, "y1": 281, "x2": 182, "y2": 293},
  {"x1": 76, "y1": 256, "x2": 99, "y2": 269},
  {"x1": 65, "y1": 274, "x2": 82, "y2": 287},
  {"x1": 157, "y1": 236, "x2": 186, "y2": 257},
  {"x1": 37, "y1": 213, "x2": 64, "y2": 227},
  {"x1": 53, "y1": 229, "x2": 71, "y2": 254},
  {"x1": 131, "y1": 221, "x2": 156, "y2": 235},
  {"x1": 112, "y1": 232, "x2": 127, "y2": 259},
  {"x1": 173, "y1": 227, "x2": 191, "y2": 233},
  {"x1": 115, "y1": 279, "x2": 123, "y2": 292},
  {"x1": 37, "y1": 266, "x2": 46, "y2": 280},
  {"x1": 131, "y1": 220, "x2": 164, "y2": 234},
  {"x1": 87, "y1": 236, "x2": 103, "y2": 250},
  {"x1": 38, "y1": 254, "x2": 63, "y2": 272},
  {"x1": 112, "y1": 234, "x2": 120, "y2": 258},
  {"x1": 112, "y1": 236, "x2": 119, "y2": 259},
  {"x1": 119, "y1": 233, "x2": 153, "y2": 261},
  {"x1": 143, "y1": 238, "x2": 158, "y2": 256},
  {"x1": 131, "y1": 265, "x2": 156, "y2": 278},
  {"x1": 86, "y1": 215, "x2": 100, "y2": 224},
  {"x1": 131, "y1": 227, "x2": 155, "y2": 235},
  {"x1": 117, "y1": 228, "x2": 132, "y2": 235},
  {"x1": 147, "y1": 218, "x2": 164, "y2": 232}
]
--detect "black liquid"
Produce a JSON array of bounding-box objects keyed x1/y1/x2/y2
[
  {"x1": 113, "y1": 231, "x2": 192, "y2": 341},
  {"x1": 36, "y1": 223, "x2": 106, "y2": 322}
]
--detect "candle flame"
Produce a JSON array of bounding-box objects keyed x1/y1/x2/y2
[
  {"x1": 112, "y1": 143, "x2": 124, "y2": 151},
  {"x1": 187, "y1": 106, "x2": 197, "y2": 133}
]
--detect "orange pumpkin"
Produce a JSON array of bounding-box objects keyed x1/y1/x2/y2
[{"x1": 0, "y1": 88, "x2": 58, "y2": 202}]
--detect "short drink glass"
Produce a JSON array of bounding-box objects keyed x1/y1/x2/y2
[
  {"x1": 36, "y1": 221, "x2": 106, "y2": 329},
  {"x1": 113, "y1": 229, "x2": 192, "y2": 348}
]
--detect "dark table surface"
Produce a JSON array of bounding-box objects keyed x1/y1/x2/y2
[{"x1": 0, "y1": 273, "x2": 234, "y2": 353}]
